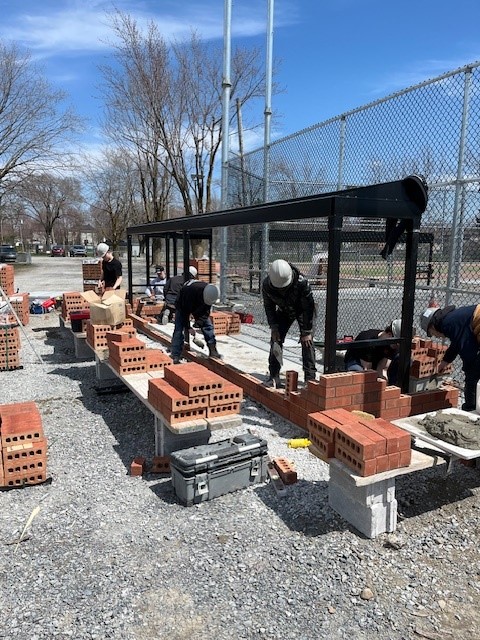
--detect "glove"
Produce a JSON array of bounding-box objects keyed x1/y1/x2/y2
[
  {"x1": 271, "y1": 328, "x2": 281, "y2": 344},
  {"x1": 300, "y1": 333, "x2": 313, "y2": 348},
  {"x1": 437, "y1": 360, "x2": 448, "y2": 374}
]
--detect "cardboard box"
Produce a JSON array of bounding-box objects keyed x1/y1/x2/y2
[{"x1": 81, "y1": 290, "x2": 126, "y2": 326}]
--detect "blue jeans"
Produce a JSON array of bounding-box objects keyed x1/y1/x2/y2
[{"x1": 171, "y1": 309, "x2": 216, "y2": 360}]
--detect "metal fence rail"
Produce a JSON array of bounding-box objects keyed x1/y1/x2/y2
[{"x1": 225, "y1": 61, "x2": 480, "y2": 393}]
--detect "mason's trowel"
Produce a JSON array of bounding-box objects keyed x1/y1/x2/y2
[{"x1": 272, "y1": 342, "x2": 283, "y2": 367}]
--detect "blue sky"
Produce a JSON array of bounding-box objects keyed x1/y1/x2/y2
[{"x1": 0, "y1": 0, "x2": 479, "y2": 155}]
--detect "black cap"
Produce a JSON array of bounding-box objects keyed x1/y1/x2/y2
[{"x1": 155, "y1": 265, "x2": 165, "y2": 272}]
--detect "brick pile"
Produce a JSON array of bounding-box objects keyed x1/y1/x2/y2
[
  {"x1": 8, "y1": 293, "x2": 30, "y2": 325},
  {"x1": 190, "y1": 259, "x2": 220, "y2": 284},
  {"x1": 82, "y1": 259, "x2": 102, "y2": 292},
  {"x1": 86, "y1": 318, "x2": 135, "y2": 351},
  {"x1": 210, "y1": 311, "x2": 241, "y2": 336},
  {"x1": 61, "y1": 292, "x2": 88, "y2": 320},
  {"x1": 107, "y1": 332, "x2": 172, "y2": 375},
  {"x1": 410, "y1": 337, "x2": 453, "y2": 379},
  {"x1": 0, "y1": 402, "x2": 47, "y2": 487},
  {"x1": 148, "y1": 362, "x2": 243, "y2": 426},
  {"x1": 132, "y1": 298, "x2": 164, "y2": 319},
  {"x1": 308, "y1": 407, "x2": 411, "y2": 477},
  {"x1": 0, "y1": 319, "x2": 20, "y2": 371},
  {"x1": 0, "y1": 264, "x2": 15, "y2": 296}
]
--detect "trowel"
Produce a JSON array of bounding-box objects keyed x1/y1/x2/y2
[{"x1": 272, "y1": 341, "x2": 283, "y2": 367}]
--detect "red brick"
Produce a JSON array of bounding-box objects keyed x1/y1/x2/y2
[
  {"x1": 272, "y1": 457, "x2": 297, "y2": 484},
  {"x1": 335, "y1": 444, "x2": 377, "y2": 477},
  {"x1": 335, "y1": 422, "x2": 387, "y2": 459},
  {"x1": 130, "y1": 457, "x2": 146, "y2": 476}
]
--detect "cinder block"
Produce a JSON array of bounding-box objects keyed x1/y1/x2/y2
[{"x1": 328, "y1": 481, "x2": 397, "y2": 538}]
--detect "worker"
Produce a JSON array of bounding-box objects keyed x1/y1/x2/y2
[
  {"x1": 344, "y1": 319, "x2": 402, "y2": 383},
  {"x1": 96, "y1": 243, "x2": 122, "y2": 291},
  {"x1": 145, "y1": 265, "x2": 166, "y2": 299},
  {"x1": 170, "y1": 280, "x2": 221, "y2": 364},
  {"x1": 160, "y1": 266, "x2": 198, "y2": 324},
  {"x1": 420, "y1": 304, "x2": 480, "y2": 411},
  {"x1": 262, "y1": 259, "x2": 316, "y2": 388}
]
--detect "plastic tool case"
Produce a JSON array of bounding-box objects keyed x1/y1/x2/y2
[{"x1": 170, "y1": 433, "x2": 268, "y2": 506}]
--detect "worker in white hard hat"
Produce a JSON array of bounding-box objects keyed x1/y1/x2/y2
[
  {"x1": 420, "y1": 304, "x2": 480, "y2": 411},
  {"x1": 160, "y1": 266, "x2": 198, "y2": 324},
  {"x1": 96, "y1": 243, "x2": 122, "y2": 292},
  {"x1": 262, "y1": 259, "x2": 316, "y2": 388},
  {"x1": 170, "y1": 279, "x2": 221, "y2": 364},
  {"x1": 344, "y1": 319, "x2": 403, "y2": 383}
]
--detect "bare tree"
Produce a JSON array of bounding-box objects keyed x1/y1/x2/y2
[
  {"x1": 100, "y1": 12, "x2": 267, "y2": 255},
  {"x1": 87, "y1": 149, "x2": 138, "y2": 254},
  {"x1": 14, "y1": 174, "x2": 84, "y2": 248},
  {"x1": 0, "y1": 41, "x2": 82, "y2": 195}
]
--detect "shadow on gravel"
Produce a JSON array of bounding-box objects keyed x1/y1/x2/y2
[
  {"x1": 253, "y1": 479, "x2": 350, "y2": 537},
  {"x1": 395, "y1": 464, "x2": 480, "y2": 519},
  {"x1": 38, "y1": 325, "x2": 78, "y2": 364}
]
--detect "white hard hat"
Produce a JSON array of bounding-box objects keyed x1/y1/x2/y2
[
  {"x1": 420, "y1": 307, "x2": 439, "y2": 334},
  {"x1": 203, "y1": 283, "x2": 219, "y2": 305},
  {"x1": 268, "y1": 259, "x2": 293, "y2": 289},
  {"x1": 391, "y1": 319, "x2": 402, "y2": 338},
  {"x1": 189, "y1": 266, "x2": 198, "y2": 278},
  {"x1": 96, "y1": 242, "x2": 109, "y2": 257}
]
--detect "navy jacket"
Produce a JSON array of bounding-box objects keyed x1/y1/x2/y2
[
  {"x1": 262, "y1": 264, "x2": 315, "y2": 335},
  {"x1": 438, "y1": 305, "x2": 479, "y2": 371}
]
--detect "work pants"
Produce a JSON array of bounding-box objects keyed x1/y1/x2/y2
[{"x1": 268, "y1": 315, "x2": 316, "y2": 382}]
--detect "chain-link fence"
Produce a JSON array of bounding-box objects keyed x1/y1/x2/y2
[{"x1": 224, "y1": 62, "x2": 480, "y2": 389}]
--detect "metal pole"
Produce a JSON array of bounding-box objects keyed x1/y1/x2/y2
[
  {"x1": 337, "y1": 115, "x2": 346, "y2": 191},
  {"x1": 260, "y1": 0, "x2": 274, "y2": 281},
  {"x1": 446, "y1": 67, "x2": 472, "y2": 305},
  {"x1": 219, "y1": 0, "x2": 232, "y2": 303}
]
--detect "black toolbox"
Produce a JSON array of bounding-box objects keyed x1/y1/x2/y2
[{"x1": 170, "y1": 433, "x2": 268, "y2": 506}]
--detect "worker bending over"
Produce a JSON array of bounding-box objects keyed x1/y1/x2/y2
[{"x1": 344, "y1": 319, "x2": 402, "y2": 383}]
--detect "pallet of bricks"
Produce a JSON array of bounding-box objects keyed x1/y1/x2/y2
[
  {"x1": 210, "y1": 311, "x2": 241, "y2": 336},
  {"x1": 0, "y1": 402, "x2": 47, "y2": 488},
  {"x1": 148, "y1": 362, "x2": 243, "y2": 425},
  {"x1": 104, "y1": 327, "x2": 173, "y2": 374},
  {"x1": 8, "y1": 293, "x2": 30, "y2": 325},
  {"x1": 0, "y1": 313, "x2": 21, "y2": 371},
  {"x1": 82, "y1": 259, "x2": 102, "y2": 292},
  {"x1": 190, "y1": 259, "x2": 220, "y2": 284},
  {"x1": 0, "y1": 264, "x2": 15, "y2": 297},
  {"x1": 307, "y1": 407, "x2": 412, "y2": 477}
]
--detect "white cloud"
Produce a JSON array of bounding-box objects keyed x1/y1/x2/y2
[{"x1": 0, "y1": 0, "x2": 293, "y2": 58}]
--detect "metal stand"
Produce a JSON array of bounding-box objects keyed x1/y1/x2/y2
[{"x1": 0, "y1": 284, "x2": 44, "y2": 366}]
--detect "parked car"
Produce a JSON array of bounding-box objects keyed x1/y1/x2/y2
[
  {"x1": 51, "y1": 245, "x2": 66, "y2": 257},
  {"x1": 69, "y1": 244, "x2": 87, "y2": 257},
  {"x1": 0, "y1": 245, "x2": 17, "y2": 263}
]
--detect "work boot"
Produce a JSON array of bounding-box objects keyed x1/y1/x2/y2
[
  {"x1": 172, "y1": 358, "x2": 181, "y2": 364},
  {"x1": 208, "y1": 343, "x2": 222, "y2": 359},
  {"x1": 161, "y1": 312, "x2": 169, "y2": 325}
]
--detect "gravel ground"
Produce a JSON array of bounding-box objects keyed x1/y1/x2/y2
[{"x1": 0, "y1": 258, "x2": 479, "y2": 640}]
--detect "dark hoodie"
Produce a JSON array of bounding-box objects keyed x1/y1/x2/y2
[
  {"x1": 435, "y1": 305, "x2": 478, "y2": 370},
  {"x1": 262, "y1": 263, "x2": 315, "y2": 335}
]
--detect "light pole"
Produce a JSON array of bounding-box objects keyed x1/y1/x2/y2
[{"x1": 19, "y1": 219, "x2": 24, "y2": 251}]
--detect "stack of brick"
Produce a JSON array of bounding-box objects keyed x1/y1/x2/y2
[
  {"x1": 86, "y1": 318, "x2": 135, "y2": 351},
  {"x1": 8, "y1": 293, "x2": 30, "y2": 325},
  {"x1": 82, "y1": 259, "x2": 102, "y2": 291},
  {"x1": 108, "y1": 335, "x2": 147, "y2": 375},
  {"x1": 0, "y1": 319, "x2": 20, "y2": 371},
  {"x1": 148, "y1": 362, "x2": 243, "y2": 426},
  {"x1": 190, "y1": 259, "x2": 220, "y2": 284},
  {"x1": 0, "y1": 264, "x2": 15, "y2": 296},
  {"x1": 410, "y1": 338, "x2": 453, "y2": 383},
  {"x1": 132, "y1": 298, "x2": 164, "y2": 319},
  {"x1": 308, "y1": 407, "x2": 411, "y2": 477},
  {"x1": 209, "y1": 311, "x2": 241, "y2": 336},
  {"x1": 0, "y1": 401, "x2": 47, "y2": 487},
  {"x1": 106, "y1": 329, "x2": 172, "y2": 372},
  {"x1": 61, "y1": 292, "x2": 88, "y2": 320}
]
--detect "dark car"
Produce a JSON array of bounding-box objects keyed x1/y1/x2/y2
[
  {"x1": 69, "y1": 244, "x2": 87, "y2": 257},
  {"x1": 0, "y1": 245, "x2": 17, "y2": 263},
  {"x1": 51, "y1": 245, "x2": 66, "y2": 257}
]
